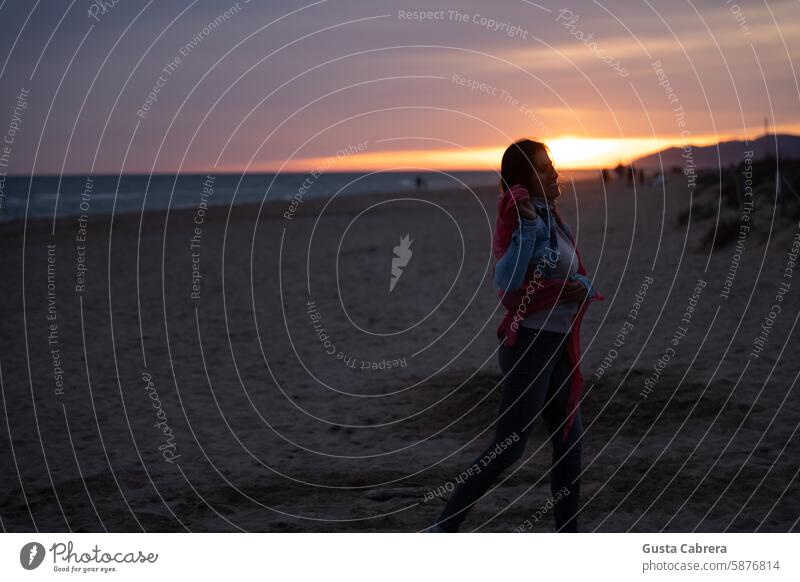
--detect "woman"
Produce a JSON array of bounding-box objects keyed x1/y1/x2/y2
[{"x1": 431, "y1": 139, "x2": 601, "y2": 533}]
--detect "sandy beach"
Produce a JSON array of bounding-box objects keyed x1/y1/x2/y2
[{"x1": 1, "y1": 177, "x2": 798, "y2": 532}]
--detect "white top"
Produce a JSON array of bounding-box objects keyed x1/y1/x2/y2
[{"x1": 520, "y1": 203, "x2": 580, "y2": 334}]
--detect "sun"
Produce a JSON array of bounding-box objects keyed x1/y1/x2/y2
[{"x1": 546, "y1": 136, "x2": 673, "y2": 169}]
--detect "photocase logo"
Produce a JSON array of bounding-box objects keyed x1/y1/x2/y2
[
  {"x1": 20, "y1": 542, "x2": 45, "y2": 570},
  {"x1": 389, "y1": 234, "x2": 413, "y2": 292}
]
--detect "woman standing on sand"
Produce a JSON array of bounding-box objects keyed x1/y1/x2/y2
[{"x1": 431, "y1": 139, "x2": 602, "y2": 533}]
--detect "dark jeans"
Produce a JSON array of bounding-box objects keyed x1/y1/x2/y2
[{"x1": 437, "y1": 328, "x2": 583, "y2": 532}]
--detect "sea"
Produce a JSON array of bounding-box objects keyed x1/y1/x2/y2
[{"x1": 0, "y1": 169, "x2": 599, "y2": 223}]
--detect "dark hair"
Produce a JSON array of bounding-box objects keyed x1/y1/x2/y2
[{"x1": 499, "y1": 139, "x2": 548, "y2": 194}]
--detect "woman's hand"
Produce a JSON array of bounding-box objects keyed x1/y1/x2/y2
[
  {"x1": 559, "y1": 281, "x2": 587, "y2": 304},
  {"x1": 517, "y1": 198, "x2": 537, "y2": 220}
]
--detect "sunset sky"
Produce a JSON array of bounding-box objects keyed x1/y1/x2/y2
[{"x1": 0, "y1": 0, "x2": 798, "y2": 174}]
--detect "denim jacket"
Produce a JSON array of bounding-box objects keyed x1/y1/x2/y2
[{"x1": 493, "y1": 198, "x2": 598, "y2": 297}]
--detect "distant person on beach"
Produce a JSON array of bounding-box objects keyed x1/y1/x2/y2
[{"x1": 430, "y1": 139, "x2": 602, "y2": 533}]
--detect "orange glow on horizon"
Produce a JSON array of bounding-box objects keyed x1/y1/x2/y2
[
  {"x1": 255, "y1": 132, "x2": 789, "y2": 174},
  {"x1": 546, "y1": 136, "x2": 673, "y2": 168}
]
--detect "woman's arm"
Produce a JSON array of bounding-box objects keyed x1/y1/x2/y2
[
  {"x1": 572, "y1": 273, "x2": 599, "y2": 300},
  {"x1": 494, "y1": 217, "x2": 547, "y2": 292}
]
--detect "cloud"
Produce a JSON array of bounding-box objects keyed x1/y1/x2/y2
[{"x1": 0, "y1": 0, "x2": 796, "y2": 174}]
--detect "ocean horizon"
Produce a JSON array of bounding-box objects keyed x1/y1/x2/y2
[{"x1": 0, "y1": 169, "x2": 601, "y2": 223}]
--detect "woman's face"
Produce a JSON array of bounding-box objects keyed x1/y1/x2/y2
[{"x1": 530, "y1": 149, "x2": 560, "y2": 201}]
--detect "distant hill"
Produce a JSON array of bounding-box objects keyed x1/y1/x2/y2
[{"x1": 632, "y1": 134, "x2": 800, "y2": 170}]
